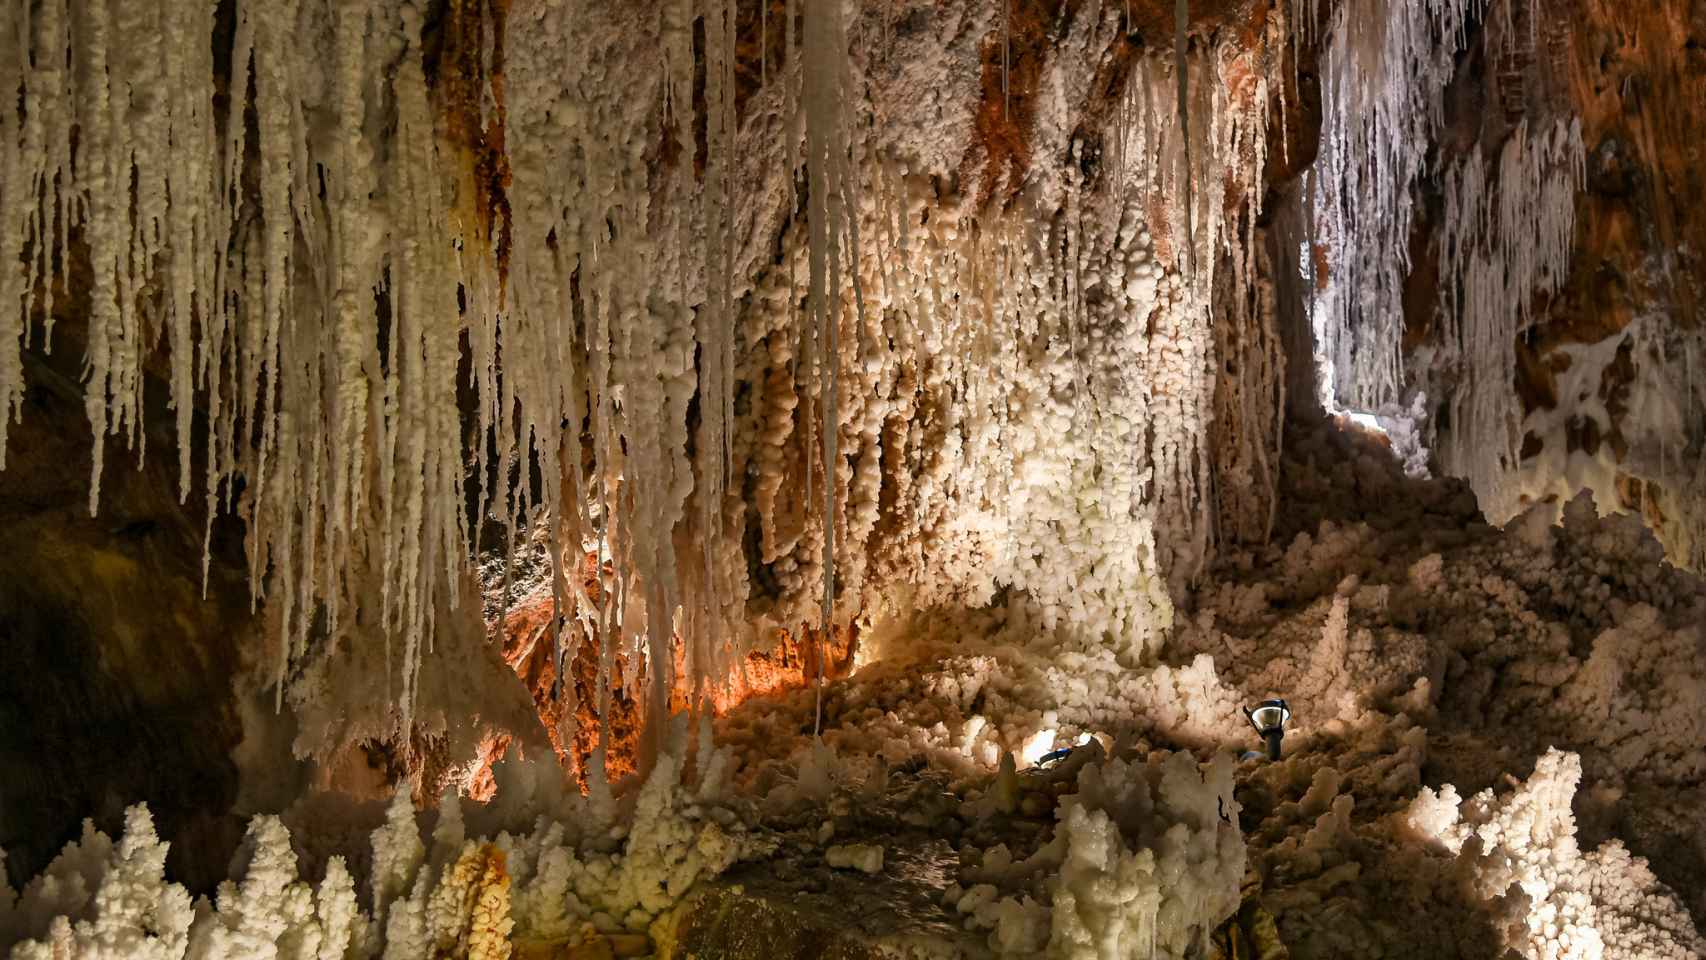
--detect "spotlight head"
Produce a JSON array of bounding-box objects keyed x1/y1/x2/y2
[
  {"x1": 1244, "y1": 699, "x2": 1291, "y2": 761},
  {"x1": 1246, "y1": 699, "x2": 1290, "y2": 734}
]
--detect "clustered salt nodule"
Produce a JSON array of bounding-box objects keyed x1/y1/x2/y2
[{"x1": 7, "y1": 422, "x2": 1704, "y2": 959}]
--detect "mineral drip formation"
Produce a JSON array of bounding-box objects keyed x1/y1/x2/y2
[
  {"x1": 5, "y1": 1, "x2": 1706, "y2": 959},
  {"x1": 0, "y1": 0, "x2": 1284, "y2": 746}
]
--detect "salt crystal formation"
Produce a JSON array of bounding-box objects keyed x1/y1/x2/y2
[
  {"x1": 3, "y1": 740, "x2": 767, "y2": 960},
  {"x1": 3, "y1": 1, "x2": 1706, "y2": 959},
  {"x1": 1433, "y1": 118, "x2": 1586, "y2": 526},
  {"x1": 825, "y1": 843, "x2": 884, "y2": 876},
  {"x1": 1308, "y1": 0, "x2": 1481, "y2": 412},
  {"x1": 0, "y1": 0, "x2": 1282, "y2": 748},
  {"x1": 5, "y1": 411, "x2": 1705, "y2": 960},
  {"x1": 688, "y1": 422, "x2": 1706, "y2": 959},
  {"x1": 1405, "y1": 749, "x2": 1698, "y2": 960}
]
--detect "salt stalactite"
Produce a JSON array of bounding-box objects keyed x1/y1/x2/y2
[
  {"x1": 1310, "y1": 0, "x2": 1478, "y2": 412},
  {"x1": 1174, "y1": 0, "x2": 1194, "y2": 274},
  {"x1": 0, "y1": 0, "x2": 211, "y2": 512},
  {"x1": 1001, "y1": 0, "x2": 1011, "y2": 120},
  {"x1": 1100, "y1": 28, "x2": 1275, "y2": 587},
  {"x1": 1212, "y1": 229, "x2": 1285, "y2": 546},
  {"x1": 1, "y1": 0, "x2": 485, "y2": 727},
  {"x1": 499, "y1": 0, "x2": 752, "y2": 765},
  {"x1": 691, "y1": 0, "x2": 742, "y2": 719},
  {"x1": 802, "y1": 0, "x2": 852, "y2": 734},
  {"x1": 1, "y1": 0, "x2": 1290, "y2": 767},
  {"x1": 1436, "y1": 118, "x2": 1585, "y2": 522}
]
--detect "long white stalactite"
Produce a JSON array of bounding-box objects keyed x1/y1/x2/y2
[
  {"x1": 0, "y1": 0, "x2": 1290, "y2": 762},
  {"x1": 1436, "y1": 117, "x2": 1585, "y2": 523},
  {"x1": 1309, "y1": 0, "x2": 1480, "y2": 412}
]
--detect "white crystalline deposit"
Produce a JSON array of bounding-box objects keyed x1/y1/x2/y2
[
  {"x1": 1405, "y1": 749, "x2": 1702, "y2": 960},
  {"x1": 1474, "y1": 308, "x2": 1706, "y2": 576},
  {"x1": 1310, "y1": 0, "x2": 1481, "y2": 412},
  {"x1": 1, "y1": 807, "x2": 366, "y2": 960},
  {"x1": 1191, "y1": 423, "x2": 1706, "y2": 957},
  {"x1": 182, "y1": 816, "x2": 358, "y2": 960},
  {"x1": 825, "y1": 844, "x2": 885, "y2": 875},
  {"x1": 1433, "y1": 118, "x2": 1586, "y2": 524},
  {"x1": 716, "y1": 606, "x2": 1253, "y2": 798},
  {"x1": 3, "y1": 740, "x2": 768, "y2": 959},
  {"x1": 702, "y1": 419, "x2": 1706, "y2": 957},
  {"x1": 1, "y1": 0, "x2": 1294, "y2": 753},
  {"x1": 944, "y1": 751, "x2": 1244, "y2": 959},
  {"x1": 3, "y1": 808, "x2": 193, "y2": 960}
]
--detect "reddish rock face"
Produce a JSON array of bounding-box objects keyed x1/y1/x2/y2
[
  {"x1": 1559, "y1": 0, "x2": 1706, "y2": 335},
  {"x1": 494, "y1": 552, "x2": 857, "y2": 791},
  {"x1": 1410, "y1": 0, "x2": 1706, "y2": 494},
  {"x1": 967, "y1": 0, "x2": 1271, "y2": 207}
]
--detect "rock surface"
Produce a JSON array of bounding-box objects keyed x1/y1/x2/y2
[
  {"x1": 1398, "y1": 0, "x2": 1706, "y2": 563},
  {"x1": 655, "y1": 870, "x2": 964, "y2": 960},
  {"x1": 0, "y1": 339, "x2": 258, "y2": 891}
]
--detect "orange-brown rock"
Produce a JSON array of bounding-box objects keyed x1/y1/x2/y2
[
  {"x1": 494, "y1": 550, "x2": 857, "y2": 790},
  {"x1": 1419, "y1": 0, "x2": 1706, "y2": 422}
]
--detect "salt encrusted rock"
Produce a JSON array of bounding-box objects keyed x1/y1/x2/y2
[
  {"x1": 824, "y1": 845, "x2": 884, "y2": 875},
  {"x1": 1404, "y1": 749, "x2": 1703, "y2": 960},
  {"x1": 5, "y1": 742, "x2": 770, "y2": 960}
]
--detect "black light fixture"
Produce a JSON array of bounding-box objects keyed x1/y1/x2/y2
[{"x1": 1244, "y1": 699, "x2": 1291, "y2": 761}]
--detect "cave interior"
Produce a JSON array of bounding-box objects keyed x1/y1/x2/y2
[{"x1": 2, "y1": 0, "x2": 1706, "y2": 958}]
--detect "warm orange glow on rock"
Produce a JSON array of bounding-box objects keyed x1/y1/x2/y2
[{"x1": 494, "y1": 551, "x2": 858, "y2": 790}]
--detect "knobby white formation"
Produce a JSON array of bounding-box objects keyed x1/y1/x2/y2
[
  {"x1": 1482, "y1": 309, "x2": 1706, "y2": 575},
  {"x1": 1217, "y1": 426, "x2": 1706, "y2": 957},
  {"x1": 947, "y1": 750, "x2": 1246, "y2": 959},
  {"x1": 709, "y1": 421, "x2": 1706, "y2": 958},
  {"x1": 1, "y1": 807, "x2": 194, "y2": 960},
  {"x1": 823, "y1": 843, "x2": 884, "y2": 875},
  {"x1": 1406, "y1": 749, "x2": 1701, "y2": 960},
  {"x1": 0, "y1": 739, "x2": 767, "y2": 960}
]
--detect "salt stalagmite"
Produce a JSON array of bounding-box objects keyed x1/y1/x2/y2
[{"x1": 8, "y1": 3, "x2": 1703, "y2": 959}]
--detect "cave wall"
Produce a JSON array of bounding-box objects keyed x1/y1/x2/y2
[
  {"x1": 1369, "y1": 0, "x2": 1706, "y2": 563},
  {"x1": 0, "y1": 0, "x2": 1308, "y2": 881},
  {"x1": 2, "y1": 0, "x2": 1702, "y2": 926},
  {"x1": 0, "y1": 339, "x2": 255, "y2": 890}
]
